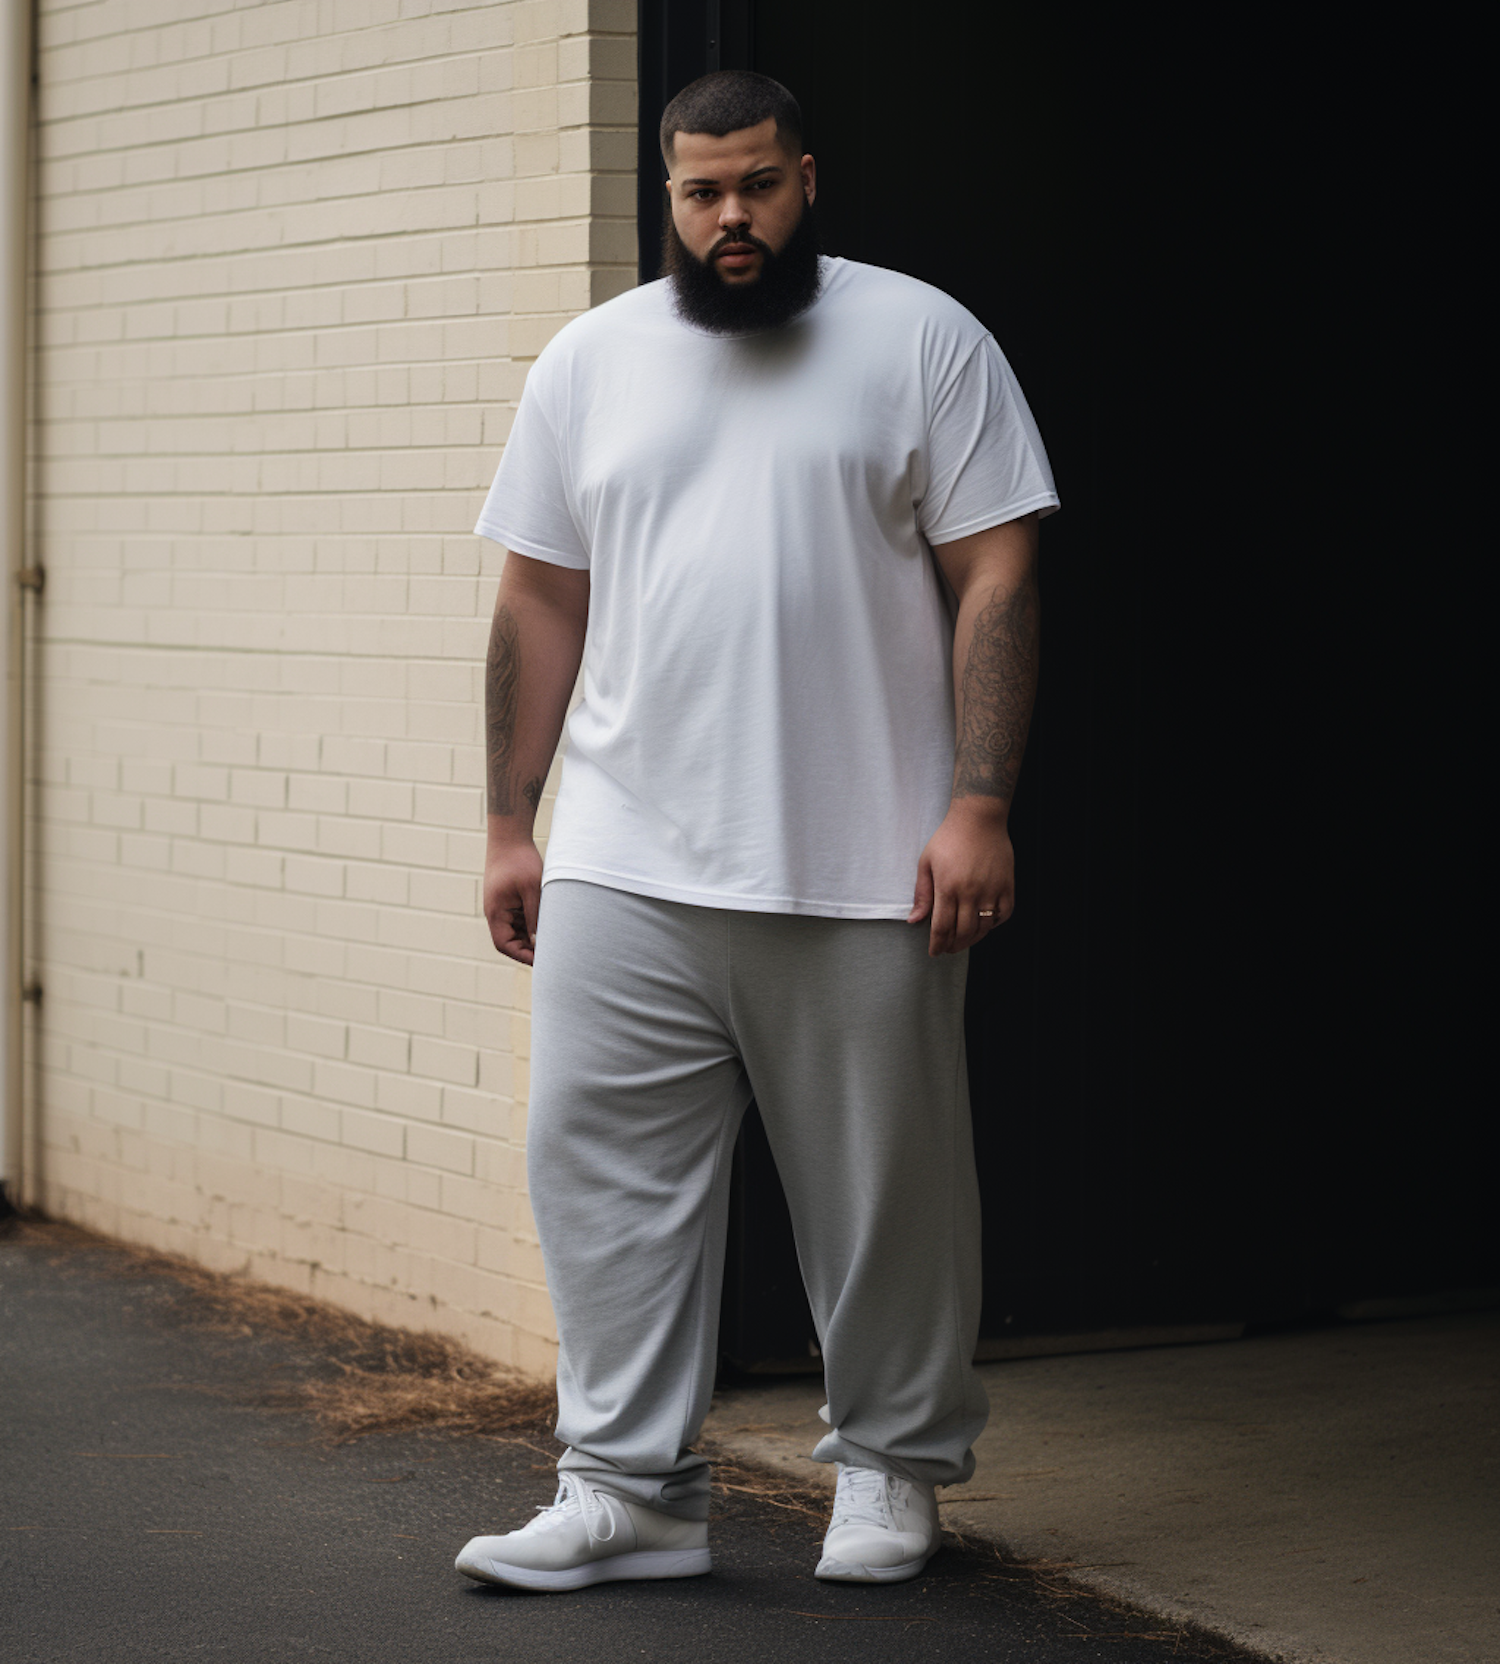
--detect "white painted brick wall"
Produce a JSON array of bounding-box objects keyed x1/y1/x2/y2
[{"x1": 29, "y1": 0, "x2": 637, "y2": 1377}]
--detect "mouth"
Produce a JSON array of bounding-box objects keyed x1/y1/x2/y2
[{"x1": 715, "y1": 242, "x2": 760, "y2": 269}]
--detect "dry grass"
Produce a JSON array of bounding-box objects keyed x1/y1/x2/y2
[
  {"x1": 703, "y1": 1460, "x2": 831, "y2": 1527},
  {"x1": 291, "y1": 1354, "x2": 559, "y2": 1444},
  {"x1": 7, "y1": 1217, "x2": 557, "y2": 1444},
  {"x1": 8, "y1": 1217, "x2": 843, "y2": 1527}
]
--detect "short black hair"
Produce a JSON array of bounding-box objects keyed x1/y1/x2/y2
[{"x1": 659, "y1": 71, "x2": 803, "y2": 166}]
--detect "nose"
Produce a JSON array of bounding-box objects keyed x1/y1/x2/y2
[{"x1": 718, "y1": 194, "x2": 751, "y2": 232}]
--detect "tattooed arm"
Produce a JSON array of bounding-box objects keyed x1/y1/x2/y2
[
  {"x1": 484, "y1": 551, "x2": 590, "y2": 966},
  {"x1": 908, "y1": 512, "x2": 1041, "y2": 957}
]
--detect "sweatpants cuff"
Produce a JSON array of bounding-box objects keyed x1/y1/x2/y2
[
  {"x1": 810, "y1": 1428, "x2": 978, "y2": 1489},
  {"x1": 555, "y1": 1446, "x2": 713, "y2": 1522}
]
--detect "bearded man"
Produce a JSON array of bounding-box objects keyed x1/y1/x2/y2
[{"x1": 456, "y1": 70, "x2": 1058, "y2": 1592}]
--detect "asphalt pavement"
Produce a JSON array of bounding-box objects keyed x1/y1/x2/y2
[{"x1": 0, "y1": 1225, "x2": 1262, "y2": 1664}]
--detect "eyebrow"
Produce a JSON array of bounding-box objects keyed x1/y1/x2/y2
[{"x1": 680, "y1": 165, "x2": 784, "y2": 187}]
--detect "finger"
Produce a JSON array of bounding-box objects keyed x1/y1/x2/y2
[
  {"x1": 522, "y1": 881, "x2": 541, "y2": 947},
  {"x1": 907, "y1": 857, "x2": 934, "y2": 924},
  {"x1": 487, "y1": 888, "x2": 532, "y2": 955},
  {"x1": 495, "y1": 899, "x2": 535, "y2": 964},
  {"x1": 928, "y1": 884, "x2": 957, "y2": 957},
  {"x1": 486, "y1": 898, "x2": 514, "y2": 954},
  {"x1": 953, "y1": 896, "x2": 980, "y2": 952}
]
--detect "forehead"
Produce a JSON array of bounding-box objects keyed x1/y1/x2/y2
[{"x1": 668, "y1": 118, "x2": 789, "y2": 181}]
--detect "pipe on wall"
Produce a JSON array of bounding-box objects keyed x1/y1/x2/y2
[{"x1": 2, "y1": 0, "x2": 34, "y2": 1212}]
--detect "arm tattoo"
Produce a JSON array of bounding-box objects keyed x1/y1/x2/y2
[
  {"x1": 953, "y1": 572, "x2": 1040, "y2": 805},
  {"x1": 486, "y1": 604, "x2": 543, "y2": 817}
]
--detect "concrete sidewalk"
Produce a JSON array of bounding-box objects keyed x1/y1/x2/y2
[{"x1": 705, "y1": 1310, "x2": 1500, "y2": 1664}]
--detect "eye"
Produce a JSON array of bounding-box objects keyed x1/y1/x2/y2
[{"x1": 691, "y1": 189, "x2": 717, "y2": 201}]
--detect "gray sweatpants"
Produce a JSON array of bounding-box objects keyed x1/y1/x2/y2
[{"x1": 526, "y1": 877, "x2": 989, "y2": 1521}]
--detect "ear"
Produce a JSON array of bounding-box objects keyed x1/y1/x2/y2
[{"x1": 801, "y1": 153, "x2": 817, "y2": 207}]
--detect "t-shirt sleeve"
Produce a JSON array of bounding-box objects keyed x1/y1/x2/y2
[
  {"x1": 473, "y1": 366, "x2": 591, "y2": 569},
  {"x1": 919, "y1": 334, "x2": 1060, "y2": 546}
]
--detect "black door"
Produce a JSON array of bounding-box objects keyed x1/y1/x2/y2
[{"x1": 636, "y1": 2, "x2": 1496, "y2": 1368}]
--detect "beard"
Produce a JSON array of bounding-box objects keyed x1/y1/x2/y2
[{"x1": 662, "y1": 203, "x2": 823, "y2": 335}]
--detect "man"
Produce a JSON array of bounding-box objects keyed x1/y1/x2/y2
[{"x1": 455, "y1": 71, "x2": 1057, "y2": 1593}]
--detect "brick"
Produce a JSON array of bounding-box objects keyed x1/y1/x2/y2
[
  {"x1": 406, "y1": 1123, "x2": 475, "y2": 1175},
  {"x1": 374, "y1": 1071, "x2": 443, "y2": 1124},
  {"x1": 340, "y1": 1108, "x2": 406, "y2": 1159},
  {"x1": 284, "y1": 855, "x2": 347, "y2": 898},
  {"x1": 411, "y1": 1036, "x2": 479, "y2": 1088},
  {"x1": 404, "y1": 1206, "x2": 478, "y2": 1265},
  {"x1": 349, "y1": 1024, "x2": 411, "y2": 1073},
  {"x1": 286, "y1": 1013, "x2": 349, "y2": 1059}
]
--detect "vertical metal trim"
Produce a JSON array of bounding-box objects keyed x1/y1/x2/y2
[{"x1": 1, "y1": 0, "x2": 35, "y2": 1210}]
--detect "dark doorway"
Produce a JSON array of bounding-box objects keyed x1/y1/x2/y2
[{"x1": 635, "y1": 2, "x2": 1495, "y2": 1369}]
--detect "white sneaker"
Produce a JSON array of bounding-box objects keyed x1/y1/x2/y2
[
  {"x1": 814, "y1": 1463, "x2": 942, "y2": 1583},
  {"x1": 454, "y1": 1473, "x2": 712, "y2": 1592}
]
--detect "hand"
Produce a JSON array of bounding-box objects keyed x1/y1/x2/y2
[
  {"x1": 907, "y1": 801, "x2": 1015, "y2": 957},
  {"x1": 484, "y1": 835, "x2": 544, "y2": 966}
]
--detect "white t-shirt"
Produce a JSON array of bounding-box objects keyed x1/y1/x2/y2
[{"x1": 475, "y1": 256, "x2": 1059, "y2": 919}]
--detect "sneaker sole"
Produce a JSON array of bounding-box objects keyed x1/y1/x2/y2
[
  {"x1": 814, "y1": 1549, "x2": 937, "y2": 1584},
  {"x1": 455, "y1": 1546, "x2": 712, "y2": 1592}
]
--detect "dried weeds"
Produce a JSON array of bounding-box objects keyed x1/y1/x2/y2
[
  {"x1": 10, "y1": 1220, "x2": 839, "y2": 1519},
  {"x1": 8, "y1": 1218, "x2": 557, "y2": 1444}
]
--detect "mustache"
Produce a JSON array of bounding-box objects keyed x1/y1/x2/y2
[{"x1": 708, "y1": 230, "x2": 773, "y2": 260}]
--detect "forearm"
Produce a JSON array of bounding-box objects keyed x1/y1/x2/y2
[
  {"x1": 949, "y1": 563, "x2": 1040, "y2": 820},
  {"x1": 485, "y1": 568, "x2": 587, "y2": 843}
]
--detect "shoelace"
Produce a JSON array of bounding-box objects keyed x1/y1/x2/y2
[
  {"x1": 829, "y1": 1465, "x2": 894, "y2": 1531},
  {"x1": 529, "y1": 1474, "x2": 619, "y2": 1547}
]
